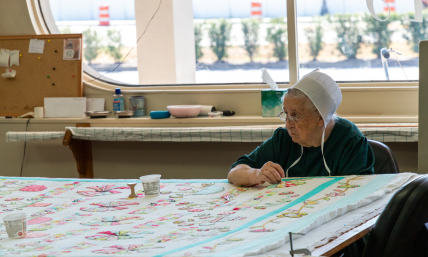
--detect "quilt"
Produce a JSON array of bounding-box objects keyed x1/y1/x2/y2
[{"x1": 0, "y1": 174, "x2": 416, "y2": 256}]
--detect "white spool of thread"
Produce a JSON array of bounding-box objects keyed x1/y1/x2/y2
[
  {"x1": 199, "y1": 106, "x2": 216, "y2": 116},
  {"x1": 34, "y1": 107, "x2": 44, "y2": 118},
  {"x1": 208, "y1": 111, "x2": 223, "y2": 118}
]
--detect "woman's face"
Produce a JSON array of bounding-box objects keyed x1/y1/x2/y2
[{"x1": 283, "y1": 96, "x2": 324, "y2": 147}]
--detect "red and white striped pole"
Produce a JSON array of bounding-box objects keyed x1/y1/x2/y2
[
  {"x1": 384, "y1": 0, "x2": 396, "y2": 12},
  {"x1": 99, "y1": 4, "x2": 110, "y2": 26},
  {"x1": 251, "y1": 2, "x2": 262, "y2": 19}
]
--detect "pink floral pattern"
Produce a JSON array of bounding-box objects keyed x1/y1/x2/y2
[
  {"x1": 81, "y1": 216, "x2": 144, "y2": 226},
  {"x1": 5, "y1": 198, "x2": 24, "y2": 201},
  {"x1": 86, "y1": 230, "x2": 154, "y2": 241},
  {"x1": 27, "y1": 217, "x2": 52, "y2": 225},
  {"x1": 77, "y1": 185, "x2": 124, "y2": 197},
  {"x1": 92, "y1": 244, "x2": 165, "y2": 254},
  {"x1": 20, "y1": 185, "x2": 47, "y2": 192},
  {"x1": 80, "y1": 201, "x2": 139, "y2": 212}
]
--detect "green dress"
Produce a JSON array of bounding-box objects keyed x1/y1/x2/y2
[{"x1": 231, "y1": 117, "x2": 375, "y2": 177}]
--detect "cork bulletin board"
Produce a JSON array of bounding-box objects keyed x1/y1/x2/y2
[{"x1": 0, "y1": 34, "x2": 83, "y2": 116}]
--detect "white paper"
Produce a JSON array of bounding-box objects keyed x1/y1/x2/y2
[
  {"x1": 1, "y1": 69, "x2": 16, "y2": 78},
  {"x1": 261, "y1": 68, "x2": 278, "y2": 90},
  {"x1": 0, "y1": 49, "x2": 10, "y2": 68},
  {"x1": 28, "y1": 39, "x2": 45, "y2": 54},
  {"x1": 44, "y1": 97, "x2": 86, "y2": 118},
  {"x1": 64, "y1": 49, "x2": 75, "y2": 59},
  {"x1": 86, "y1": 98, "x2": 105, "y2": 111},
  {"x1": 9, "y1": 50, "x2": 19, "y2": 67}
]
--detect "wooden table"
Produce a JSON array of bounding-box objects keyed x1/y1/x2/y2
[
  {"x1": 62, "y1": 123, "x2": 94, "y2": 178},
  {"x1": 311, "y1": 215, "x2": 377, "y2": 256},
  {"x1": 57, "y1": 123, "x2": 418, "y2": 179}
]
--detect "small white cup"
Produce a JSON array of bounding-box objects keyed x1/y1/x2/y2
[
  {"x1": 3, "y1": 213, "x2": 26, "y2": 238},
  {"x1": 140, "y1": 174, "x2": 161, "y2": 196},
  {"x1": 34, "y1": 107, "x2": 44, "y2": 118}
]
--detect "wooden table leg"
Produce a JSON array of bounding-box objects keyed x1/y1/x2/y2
[{"x1": 62, "y1": 124, "x2": 94, "y2": 178}]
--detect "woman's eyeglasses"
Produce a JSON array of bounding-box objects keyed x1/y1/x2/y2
[{"x1": 277, "y1": 112, "x2": 304, "y2": 123}]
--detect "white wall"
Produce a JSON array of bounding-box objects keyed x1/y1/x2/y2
[{"x1": 0, "y1": 0, "x2": 36, "y2": 35}]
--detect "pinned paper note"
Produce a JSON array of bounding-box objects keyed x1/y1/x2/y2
[
  {"x1": 1, "y1": 69, "x2": 16, "y2": 79},
  {"x1": 29, "y1": 39, "x2": 45, "y2": 54},
  {"x1": 9, "y1": 50, "x2": 19, "y2": 67},
  {"x1": 0, "y1": 49, "x2": 10, "y2": 68},
  {"x1": 261, "y1": 68, "x2": 278, "y2": 90},
  {"x1": 63, "y1": 38, "x2": 81, "y2": 60}
]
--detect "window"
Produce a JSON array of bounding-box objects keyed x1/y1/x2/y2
[
  {"x1": 296, "y1": 0, "x2": 424, "y2": 81},
  {"x1": 193, "y1": 1, "x2": 288, "y2": 84},
  {"x1": 48, "y1": 0, "x2": 289, "y2": 85},
  {"x1": 46, "y1": 0, "x2": 427, "y2": 86}
]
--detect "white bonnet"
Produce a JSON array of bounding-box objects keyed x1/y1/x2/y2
[{"x1": 291, "y1": 70, "x2": 342, "y2": 127}]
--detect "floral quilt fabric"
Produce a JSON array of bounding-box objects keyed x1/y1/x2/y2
[{"x1": 0, "y1": 174, "x2": 415, "y2": 256}]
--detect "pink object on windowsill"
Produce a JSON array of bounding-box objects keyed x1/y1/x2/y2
[{"x1": 167, "y1": 105, "x2": 202, "y2": 118}]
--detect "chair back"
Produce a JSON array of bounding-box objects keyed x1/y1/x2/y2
[
  {"x1": 363, "y1": 175, "x2": 428, "y2": 257},
  {"x1": 368, "y1": 139, "x2": 399, "y2": 174}
]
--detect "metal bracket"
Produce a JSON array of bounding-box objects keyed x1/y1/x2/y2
[{"x1": 289, "y1": 232, "x2": 311, "y2": 257}]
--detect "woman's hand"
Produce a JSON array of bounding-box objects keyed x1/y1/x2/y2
[
  {"x1": 256, "y1": 161, "x2": 285, "y2": 184},
  {"x1": 227, "y1": 163, "x2": 285, "y2": 187}
]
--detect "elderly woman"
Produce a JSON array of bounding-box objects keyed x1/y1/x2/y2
[{"x1": 228, "y1": 71, "x2": 375, "y2": 186}]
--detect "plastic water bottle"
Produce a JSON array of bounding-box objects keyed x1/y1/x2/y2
[{"x1": 113, "y1": 88, "x2": 125, "y2": 112}]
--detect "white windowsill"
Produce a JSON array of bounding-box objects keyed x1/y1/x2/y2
[
  {"x1": 86, "y1": 79, "x2": 419, "y2": 93},
  {"x1": 0, "y1": 115, "x2": 418, "y2": 127}
]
